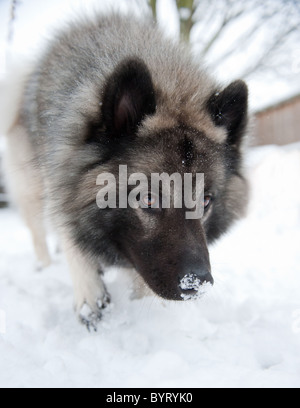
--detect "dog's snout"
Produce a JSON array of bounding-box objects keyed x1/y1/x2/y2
[{"x1": 179, "y1": 268, "x2": 214, "y2": 301}]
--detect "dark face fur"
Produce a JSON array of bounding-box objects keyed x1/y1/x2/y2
[{"x1": 72, "y1": 58, "x2": 249, "y2": 301}]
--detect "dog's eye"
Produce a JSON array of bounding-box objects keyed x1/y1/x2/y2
[
  {"x1": 142, "y1": 193, "x2": 158, "y2": 209},
  {"x1": 204, "y1": 195, "x2": 212, "y2": 210}
]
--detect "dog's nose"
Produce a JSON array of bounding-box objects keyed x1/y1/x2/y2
[{"x1": 179, "y1": 270, "x2": 214, "y2": 300}]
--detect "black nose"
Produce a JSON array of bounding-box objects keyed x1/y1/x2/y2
[{"x1": 179, "y1": 268, "x2": 214, "y2": 300}]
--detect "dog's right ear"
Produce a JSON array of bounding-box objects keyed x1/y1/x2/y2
[{"x1": 102, "y1": 58, "x2": 156, "y2": 138}]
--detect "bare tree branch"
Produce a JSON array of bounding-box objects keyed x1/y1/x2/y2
[
  {"x1": 146, "y1": 0, "x2": 300, "y2": 83},
  {"x1": 210, "y1": 7, "x2": 280, "y2": 69},
  {"x1": 196, "y1": 0, "x2": 300, "y2": 81},
  {"x1": 200, "y1": 8, "x2": 245, "y2": 58},
  {"x1": 242, "y1": 24, "x2": 299, "y2": 79}
]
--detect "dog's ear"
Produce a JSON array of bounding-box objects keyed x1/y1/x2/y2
[
  {"x1": 207, "y1": 80, "x2": 248, "y2": 146},
  {"x1": 102, "y1": 58, "x2": 156, "y2": 138}
]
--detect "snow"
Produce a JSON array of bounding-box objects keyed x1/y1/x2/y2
[
  {"x1": 179, "y1": 274, "x2": 213, "y2": 301},
  {"x1": 0, "y1": 143, "x2": 300, "y2": 388}
]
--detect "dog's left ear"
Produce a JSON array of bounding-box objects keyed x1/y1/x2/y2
[
  {"x1": 102, "y1": 57, "x2": 156, "y2": 138},
  {"x1": 207, "y1": 80, "x2": 248, "y2": 146}
]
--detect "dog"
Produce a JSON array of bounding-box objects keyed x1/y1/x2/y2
[{"x1": 4, "y1": 13, "x2": 249, "y2": 330}]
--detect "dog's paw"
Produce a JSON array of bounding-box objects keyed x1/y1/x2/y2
[{"x1": 78, "y1": 293, "x2": 111, "y2": 332}]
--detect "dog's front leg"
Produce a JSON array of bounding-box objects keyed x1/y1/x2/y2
[{"x1": 61, "y1": 235, "x2": 110, "y2": 331}]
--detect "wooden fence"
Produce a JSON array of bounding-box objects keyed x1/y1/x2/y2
[{"x1": 252, "y1": 94, "x2": 300, "y2": 146}]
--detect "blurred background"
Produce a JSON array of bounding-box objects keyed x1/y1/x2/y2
[{"x1": 0, "y1": 0, "x2": 299, "y2": 205}]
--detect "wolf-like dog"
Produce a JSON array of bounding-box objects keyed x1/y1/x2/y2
[{"x1": 5, "y1": 14, "x2": 249, "y2": 330}]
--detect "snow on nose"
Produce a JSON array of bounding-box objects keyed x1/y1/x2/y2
[{"x1": 179, "y1": 273, "x2": 213, "y2": 300}]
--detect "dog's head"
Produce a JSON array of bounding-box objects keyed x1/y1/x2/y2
[{"x1": 73, "y1": 57, "x2": 249, "y2": 300}]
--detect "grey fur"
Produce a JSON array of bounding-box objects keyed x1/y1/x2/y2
[{"x1": 6, "y1": 13, "x2": 249, "y2": 329}]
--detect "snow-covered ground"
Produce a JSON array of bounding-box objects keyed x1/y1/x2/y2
[{"x1": 0, "y1": 142, "x2": 300, "y2": 388}]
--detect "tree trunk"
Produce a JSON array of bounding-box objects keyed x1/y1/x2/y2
[{"x1": 176, "y1": 0, "x2": 195, "y2": 43}]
